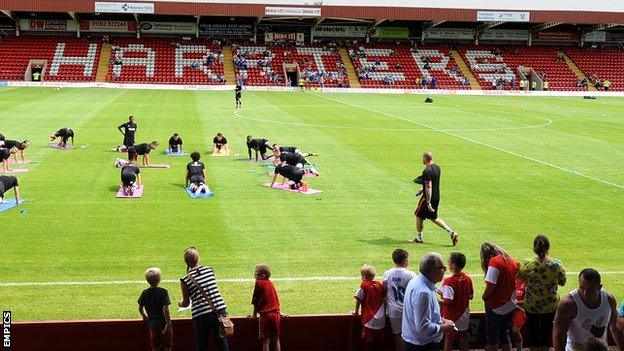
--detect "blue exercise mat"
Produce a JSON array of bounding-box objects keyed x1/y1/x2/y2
[
  {"x1": 185, "y1": 187, "x2": 214, "y2": 199},
  {"x1": 0, "y1": 199, "x2": 25, "y2": 212},
  {"x1": 164, "y1": 150, "x2": 188, "y2": 156}
]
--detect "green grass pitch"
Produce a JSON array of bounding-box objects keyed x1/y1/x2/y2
[{"x1": 1, "y1": 87, "x2": 623, "y2": 321}]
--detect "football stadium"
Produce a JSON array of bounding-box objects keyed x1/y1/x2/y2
[{"x1": 1, "y1": 0, "x2": 624, "y2": 350}]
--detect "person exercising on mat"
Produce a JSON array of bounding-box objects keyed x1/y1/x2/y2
[
  {"x1": 269, "y1": 163, "x2": 307, "y2": 191},
  {"x1": 0, "y1": 175, "x2": 20, "y2": 204},
  {"x1": 1, "y1": 147, "x2": 18, "y2": 172},
  {"x1": 128, "y1": 141, "x2": 159, "y2": 167},
  {"x1": 185, "y1": 151, "x2": 211, "y2": 195},
  {"x1": 0, "y1": 140, "x2": 29, "y2": 163},
  {"x1": 50, "y1": 128, "x2": 74, "y2": 148},
  {"x1": 213, "y1": 133, "x2": 229, "y2": 154},
  {"x1": 272, "y1": 143, "x2": 318, "y2": 157},
  {"x1": 168, "y1": 133, "x2": 183, "y2": 154},
  {"x1": 120, "y1": 161, "x2": 142, "y2": 196},
  {"x1": 247, "y1": 135, "x2": 273, "y2": 161}
]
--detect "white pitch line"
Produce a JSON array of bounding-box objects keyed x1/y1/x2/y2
[
  {"x1": 313, "y1": 94, "x2": 624, "y2": 190},
  {"x1": 1, "y1": 271, "x2": 623, "y2": 288}
]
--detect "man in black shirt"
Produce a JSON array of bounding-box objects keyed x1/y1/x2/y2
[
  {"x1": 1, "y1": 140, "x2": 29, "y2": 163},
  {"x1": 117, "y1": 116, "x2": 137, "y2": 150},
  {"x1": 185, "y1": 151, "x2": 211, "y2": 195},
  {"x1": 120, "y1": 162, "x2": 141, "y2": 196},
  {"x1": 270, "y1": 163, "x2": 305, "y2": 190},
  {"x1": 128, "y1": 141, "x2": 159, "y2": 166},
  {"x1": 212, "y1": 132, "x2": 229, "y2": 155},
  {"x1": 50, "y1": 128, "x2": 74, "y2": 148},
  {"x1": 410, "y1": 151, "x2": 458, "y2": 246},
  {"x1": 0, "y1": 175, "x2": 20, "y2": 204},
  {"x1": 247, "y1": 135, "x2": 273, "y2": 161},
  {"x1": 235, "y1": 84, "x2": 242, "y2": 108},
  {"x1": 168, "y1": 133, "x2": 183, "y2": 154},
  {"x1": 1, "y1": 147, "x2": 17, "y2": 172}
]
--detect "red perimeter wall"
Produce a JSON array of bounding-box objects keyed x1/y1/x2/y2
[{"x1": 11, "y1": 312, "x2": 617, "y2": 351}]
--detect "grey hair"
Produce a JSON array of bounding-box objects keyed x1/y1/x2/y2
[{"x1": 419, "y1": 252, "x2": 443, "y2": 276}]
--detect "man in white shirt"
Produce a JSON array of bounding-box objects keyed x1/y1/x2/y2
[
  {"x1": 383, "y1": 249, "x2": 418, "y2": 351},
  {"x1": 402, "y1": 252, "x2": 456, "y2": 351}
]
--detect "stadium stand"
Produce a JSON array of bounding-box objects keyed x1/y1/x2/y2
[
  {"x1": 565, "y1": 47, "x2": 624, "y2": 91},
  {"x1": 460, "y1": 45, "x2": 584, "y2": 91},
  {"x1": 349, "y1": 43, "x2": 471, "y2": 89},
  {"x1": 105, "y1": 38, "x2": 225, "y2": 84},
  {"x1": 232, "y1": 43, "x2": 349, "y2": 87},
  {"x1": 0, "y1": 36, "x2": 101, "y2": 82}
]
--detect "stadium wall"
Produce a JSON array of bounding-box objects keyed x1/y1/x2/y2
[{"x1": 5, "y1": 81, "x2": 624, "y2": 98}]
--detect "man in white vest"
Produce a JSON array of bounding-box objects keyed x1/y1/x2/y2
[{"x1": 553, "y1": 268, "x2": 624, "y2": 351}]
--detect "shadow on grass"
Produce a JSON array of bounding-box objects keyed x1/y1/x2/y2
[
  {"x1": 108, "y1": 185, "x2": 120, "y2": 193},
  {"x1": 170, "y1": 183, "x2": 186, "y2": 189},
  {"x1": 358, "y1": 236, "x2": 451, "y2": 247}
]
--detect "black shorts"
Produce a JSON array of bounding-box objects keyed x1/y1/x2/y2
[
  {"x1": 121, "y1": 173, "x2": 136, "y2": 186},
  {"x1": 414, "y1": 197, "x2": 440, "y2": 220},
  {"x1": 127, "y1": 148, "x2": 137, "y2": 161},
  {"x1": 0, "y1": 183, "x2": 5, "y2": 198},
  {"x1": 290, "y1": 171, "x2": 304, "y2": 184},
  {"x1": 123, "y1": 138, "x2": 134, "y2": 148},
  {"x1": 170, "y1": 145, "x2": 179, "y2": 153},
  {"x1": 526, "y1": 312, "x2": 555, "y2": 347},
  {"x1": 235, "y1": 93, "x2": 241, "y2": 101},
  {"x1": 189, "y1": 175, "x2": 205, "y2": 186}
]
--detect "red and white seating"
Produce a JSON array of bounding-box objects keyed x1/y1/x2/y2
[
  {"x1": 0, "y1": 36, "x2": 101, "y2": 81},
  {"x1": 349, "y1": 44, "x2": 470, "y2": 89},
  {"x1": 565, "y1": 47, "x2": 624, "y2": 91},
  {"x1": 460, "y1": 46, "x2": 583, "y2": 91},
  {"x1": 233, "y1": 44, "x2": 349, "y2": 87},
  {"x1": 107, "y1": 38, "x2": 225, "y2": 84}
]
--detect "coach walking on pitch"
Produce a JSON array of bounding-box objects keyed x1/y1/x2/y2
[{"x1": 409, "y1": 151, "x2": 458, "y2": 246}]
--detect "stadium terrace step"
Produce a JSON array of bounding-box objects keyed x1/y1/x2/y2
[
  {"x1": 450, "y1": 49, "x2": 481, "y2": 90},
  {"x1": 222, "y1": 45, "x2": 236, "y2": 84},
  {"x1": 561, "y1": 50, "x2": 599, "y2": 92},
  {"x1": 96, "y1": 43, "x2": 112, "y2": 82},
  {"x1": 339, "y1": 47, "x2": 361, "y2": 88}
]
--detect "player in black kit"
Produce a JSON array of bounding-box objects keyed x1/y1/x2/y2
[
  {"x1": 410, "y1": 151, "x2": 458, "y2": 246},
  {"x1": 235, "y1": 84, "x2": 242, "y2": 108},
  {"x1": 246, "y1": 135, "x2": 273, "y2": 161},
  {"x1": 270, "y1": 163, "x2": 306, "y2": 190},
  {"x1": 185, "y1": 151, "x2": 211, "y2": 195},
  {"x1": 127, "y1": 141, "x2": 159, "y2": 166},
  {"x1": 168, "y1": 133, "x2": 183, "y2": 154},
  {"x1": 50, "y1": 128, "x2": 74, "y2": 148},
  {"x1": 0, "y1": 175, "x2": 20, "y2": 204},
  {"x1": 117, "y1": 115, "x2": 137, "y2": 151},
  {"x1": 212, "y1": 132, "x2": 229, "y2": 154},
  {"x1": 120, "y1": 162, "x2": 141, "y2": 196}
]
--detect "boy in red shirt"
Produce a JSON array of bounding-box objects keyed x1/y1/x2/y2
[
  {"x1": 353, "y1": 264, "x2": 386, "y2": 351},
  {"x1": 512, "y1": 279, "x2": 527, "y2": 351},
  {"x1": 440, "y1": 252, "x2": 474, "y2": 351},
  {"x1": 250, "y1": 264, "x2": 282, "y2": 351}
]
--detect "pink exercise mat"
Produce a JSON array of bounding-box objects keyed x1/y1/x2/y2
[
  {"x1": 8, "y1": 159, "x2": 31, "y2": 164},
  {"x1": 1, "y1": 168, "x2": 28, "y2": 174},
  {"x1": 263, "y1": 183, "x2": 322, "y2": 195},
  {"x1": 116, "y1": 185, "x2": 144, "y2": 198}
]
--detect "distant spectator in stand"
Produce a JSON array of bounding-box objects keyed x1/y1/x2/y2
[
  {"x1": 531, "y1": 80, "x2": 537, "y2": 91},
  {"x1": 602, "y1": 80, "x2": 611, "y2": 91},
  {"x1": 402, "y1": 252, "x2": 456, "y2": 351},
  {"x1": 354, "y1": 264, "x2": 386, "y2": 351},
  {"x1": 440, "y1": 252, "x2": 474, "y2": 351},
  {"x1": 480, "y1": 242, "x2": 519, "y2": 351},
  {"x1": 250, "y1": 264, "x2": 282, "y2": 351},
  {"x1": 553, "y1": 268, "x2": 624, "y2": 351},
  {"x1": 179, "y1": 247, "x2": 229, "y2": 351},
  {"x1": 518, "y1": 234, "x2": 566, "y2": 351},
  {"x1": 383, "y1": 249, "x2": 418, "y2": 351},
  {"x1": 543, "y1": 81, "x2": 549, "y2": 91},
  {"x1": 431, "y1": 77, "x2": 437, "y2": 89},
  {"x1": 138, "y1": 267, "x2": 173, "y2": 351},
  {"x1": 519, "y1": 79, "x2": 527, "y2": 90}
]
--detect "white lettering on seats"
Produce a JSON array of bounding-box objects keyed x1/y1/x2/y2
[
  {"x1": 412, "y1": 49, "x2": 462, "y2": 82},
  {"x1": 113, "y1": 44, "x2": 156, "y2": 78},
  {"x1": 175, "y1": 45, "x2": 217, "y2": 79},
  {"x1": 464, "y1": 50, "x2": 515, "y2": 85},
  {"x1": 49, "y1": 43, "x2": 98, "y2": 77}
]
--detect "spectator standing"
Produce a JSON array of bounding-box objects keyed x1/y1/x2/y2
[
  {"x1": 480, "y1": 242, "x2": 519, "y2": 351},
  {"x1": 138, "y1": 267, "x2": 173, "y2": 351},
  {"x1": 179, "y1": 247, "x2": 230, "y2": 351},
  {"x1": 440, "y1": 252, "x2": 473, "y2": 351},
  {"x1": 383, "y1": 249, "x2": 418, "y2": 351},
  {"x1": 250, "y1": 264, "x2": 282, "y2": 351},
  {"x1": 552, "y1": 268, "x2": 624, "y2": 351},
  {"x1": 353, "y1": 265, "x2": 386, "y2": 351},
  {"x1": 518, "y1": 234, "x2": 566, "y2": 351},
  {"x1": 402, "y1": 252, "x2": 456, "y2": 351}
]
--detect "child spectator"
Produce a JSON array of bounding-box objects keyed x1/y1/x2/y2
[
  {"x1": 250, "y1": 264, "x2": 282, "y2": 351},
  {"x1": 382, "y1": 249, "x2": 417, "y2": 351},
  {"x1": 512, "y1": 279, "x2": 527, "y2": 351},
  {"x1": 440, "y1": 252, "x2": 474, "y2": 351},
  {"x1": 138, "y1": 267, "x2": 173, "y2": 351},
  {"x1": 354, "y1": 264, "x2": 385, "y2": 351}
]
